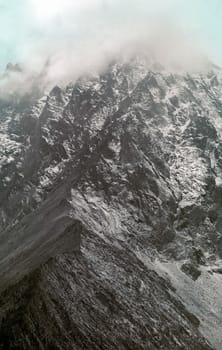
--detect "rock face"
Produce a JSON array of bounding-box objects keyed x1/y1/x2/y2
[{"x1": 0, "y1": 57, "x2": 222, "y2": 349}]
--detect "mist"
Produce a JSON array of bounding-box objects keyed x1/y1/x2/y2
[{"x1": 0, "y1": 0, "x2": 216, "y2": 99}]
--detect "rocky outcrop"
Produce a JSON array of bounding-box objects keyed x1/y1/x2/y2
[{"x1": 1, "y1": 58, "x2": 222, "y2": 348}]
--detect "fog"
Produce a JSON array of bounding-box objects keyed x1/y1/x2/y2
[{"x1": 0, "y1": 0, "x2": 214, "y2": 99}]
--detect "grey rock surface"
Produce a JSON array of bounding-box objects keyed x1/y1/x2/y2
[{"x1": 1, "y1": 57, "x2": 222, "y2": 349}]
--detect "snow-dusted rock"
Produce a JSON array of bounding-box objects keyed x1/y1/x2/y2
[{"x1": 1, "y1": 57, "x2": 222, "y2": 349}]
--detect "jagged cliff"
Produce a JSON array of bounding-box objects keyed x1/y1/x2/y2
[{"x1": 0, "y1": 58, "x2": 222, "y2": 349}]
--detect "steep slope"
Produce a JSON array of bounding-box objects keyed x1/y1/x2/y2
[{"x1": 0, "y1": 58, "x2": 222, "y2": 349}]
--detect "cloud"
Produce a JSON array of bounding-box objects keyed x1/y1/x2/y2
[{"x1": 0, "y1": 0, "x2": 211, "y2": 100}]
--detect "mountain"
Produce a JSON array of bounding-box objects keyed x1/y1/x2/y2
[{"x1": 0, "y1": 57, "x2": 222, "y2": 349}]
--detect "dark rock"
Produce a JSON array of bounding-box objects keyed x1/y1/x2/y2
[
  {"x1": 181, "y1": 262, "x2": 201, "y2": 281},
  {"x1": 0, "y1": 57, "x2": 220, "y2": 349}
]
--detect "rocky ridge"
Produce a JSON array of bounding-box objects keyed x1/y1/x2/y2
[{"x1": 0, "y1": 58, "x2": 222, "y2": 349}]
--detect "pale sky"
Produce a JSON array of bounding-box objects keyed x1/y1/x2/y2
[{"x1": 0, "y1": 0, "x2": 222, "y2": 69}]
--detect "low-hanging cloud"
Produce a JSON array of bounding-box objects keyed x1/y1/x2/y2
[{"x1": 0, "y1": 0, "x2": 212, "y2": 100}]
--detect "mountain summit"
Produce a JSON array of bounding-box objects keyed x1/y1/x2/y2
[{"x1": 0, "y1": 57, "x2": 222, "y2": 349}]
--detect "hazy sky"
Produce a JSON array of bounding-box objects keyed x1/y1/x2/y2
[{"x1": 0, "y1": 0, "x2": 221, "y2": 70}]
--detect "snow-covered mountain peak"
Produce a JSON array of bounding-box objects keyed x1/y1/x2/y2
[{"x1": 0, "y1": 56, "x2": 222, "y2": 349}]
